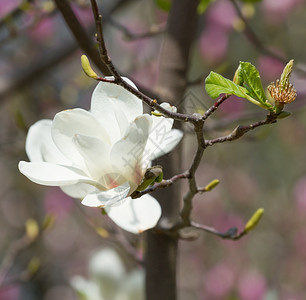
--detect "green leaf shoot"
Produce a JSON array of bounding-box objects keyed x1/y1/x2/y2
[
  {"x1": 205, "y1": 71, "x2": 266, "y2": 108},
  {"x1": 237, "y1": 62, "x2": 267, "y2": 105}
]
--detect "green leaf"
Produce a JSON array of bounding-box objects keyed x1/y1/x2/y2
[
  {"x1": 205, "y1": 71, "x2": 252, "y2": 99},
  {"x1": 155, "y1": 0, "x2": 171, "y2": 11},
  {"x1": 197, "y1": 0, "x2": 213, "y2": 14},
  {"x1": 237, "y1": 62, "x2": 267, "y2": 104},
  {"x1": 205, "y1": 71, "x2": 268, "y2": 109}
]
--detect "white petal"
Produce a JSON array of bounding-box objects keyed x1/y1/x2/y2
[
  {"x1": 89, "y1": 247, "x2": 126, "y2": 280},
  {"x1": 110, "y1": 115, "x2": 152, "y2": 192},
  {"x1": 159, "y1": 102, "x2": 177, "y2": 113},
  {"x1": 51, "y1": 108, "x2": 110, "y2": 170},
  {"x1": 81, "y1": 182, "x2": 130, "y2": 207},
  {"x1": 73, "y1": 134, "x2": 112, "y2": 182},
  {"x1": 18, "y1": 161, "x2": 98, "y2": 187},
  {"x1": 106, "y1": 194, "x2": 162, "y2": 234},
  {"x1": 90, "y1": 78, "x2": 143, "y2": 139},
  {"x1": 60, "y1": 183, "x2": 98, "y2": 199},
  {"x1": 148, "y1": 129, "x2": 183, "y2": 161},
  {"x1": 25, "y1": 119, "x2": 71, "y2": 165}
]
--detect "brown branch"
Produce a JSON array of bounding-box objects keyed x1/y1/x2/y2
[
  {"x1": 89, "y1": 0, "x2": 121, "y2": 78},
  {"x1": 203, "y1": 94, "x2": 230, "y2": 120},
  {"x1": 84, "y1": 0, "x2": 200, "y2": 123},
  {"x1": 131, "y1": 172, "x2": 189, "y2": 199},
  {"x1": 191, "y1": 221, "x2": 247, "y2": 240},
  {"x1": 205, "y1": 112, "x2": 278, "y2": 146},
  {"x1": 179, "y1": 121, "x2": 205, "y2": 226}
]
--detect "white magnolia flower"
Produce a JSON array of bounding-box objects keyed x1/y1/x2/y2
[
  {"x1": 18, "y1": 77, "x2": 183, "y2": 233},
  {"x1": 71, "y1": 247, "x2": 144, "y2": 300}
]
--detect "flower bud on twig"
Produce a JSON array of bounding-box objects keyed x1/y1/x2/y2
[
  {"x1": 244, "y1": 208, "x2": 264, "y2": 233},
  {"x1": 81, "y1": 54, "x2": 98, "y2": 79}
]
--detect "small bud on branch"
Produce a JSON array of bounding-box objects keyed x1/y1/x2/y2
[{"x1": 244, "y1": 208, "x2": 264, "y2": 233}]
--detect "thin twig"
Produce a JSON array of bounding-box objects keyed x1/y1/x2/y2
[
  {"x1": 205, "y1": 112, "x2": 278, "y2": 146},
  {"x1": 179, "y1": 121, "x2": 205, "y2": 226},
  {"x1": 53, "y1": 0, "x2": 111, "y2": 75},
  {"x1": 131, "y1": 172, "x2": 189, "y2": 199},
  {"x1": 89, "y1": 0, "x2": 121, "y2": 78},
  {"x1": 89, "y1": 0, "x2": 201, "y2": 124},
  {"x1": 191, "y1": 221, "x2": 247, "y2": 240},
  {"x1": 203, "y1": 94, "x2": 229, "y2": 120}
]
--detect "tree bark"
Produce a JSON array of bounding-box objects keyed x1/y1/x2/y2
[{"x1": 145, "y1": 1, "x2": 199, "y2": 300}]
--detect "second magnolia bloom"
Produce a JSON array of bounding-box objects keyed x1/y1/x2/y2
[{"x1": 19, "y1": 77, "x2": 183, "y2": 234}]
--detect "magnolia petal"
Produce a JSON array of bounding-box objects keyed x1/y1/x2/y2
[
  {"x1": 52, "y1": 108, "x2": 110, "y2": 170},
  {"x1": 60, "y1": 183, "x2": 98, "y2": 199},
  {"x1": 89, "y1": 247, "x2": 126, "y2": 281},
  {"x1": 81, "y1": 182, "x2": 130, "y2": 207},
  {"x1": 148, "y1": 129, "x2": 183, "y2": 161},
  {"x1": 155, "y1": 102, "x2": 178, "y2": 114},
  {"x1": 73, "y1": 134, "x2": 112, "y2": 182},
  {"x1": 18, "y1": 161, "x2": 97, "y2": 187},
  {"x1": 91, "y1": 78, "x2": 143, "y2": 135},
  {"x1": 105, "y1": 194, "x2": 162, "y2": 234},
  {"x1": 145, "y1": 103, "x2": 179, "y2": 160},
  {"x1": 25, "y1": 119, "x2": 71, "y2": 165},
  {"x1": 110, "y1": 115, "x2": 152, "y2": 191}
]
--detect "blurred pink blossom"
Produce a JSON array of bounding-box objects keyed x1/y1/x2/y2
[
  {"x1": 206, "y1": 0, "x2": 237, "y2": 30},
  {"x1": 0, "y1": 285, "x2": 20, "y2": 300},
  {"x1": 261, "y1": 0, "x2": 303, "y2": 24},
  {"x1": 258, "y1": 56, "x2": 285, "y2": 83},
  {"x1": 72, "y1": 4, "x2": 94, "y2": 28},
  {"x1": 0, "y1": 0, "x2": 22, "y2": 20},
  {"x1": 238, "y1": 271, "x2": 267, "y2": 300},
  {"x1": 204, "y1": 263, "x2": 235, "y2": 299},
  {"x1": 28, "y1": 17, "x2": 55, "y2": 42},
  {"x1": 199, "y1": 26, "x2": 228, "y2": 65}
]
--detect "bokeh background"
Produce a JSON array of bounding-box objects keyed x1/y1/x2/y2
[{"x1": 0, "y1": 0, "x2": 306, "y2": 299}]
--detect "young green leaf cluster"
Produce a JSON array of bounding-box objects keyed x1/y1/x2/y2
[{"x1": 205, "y1": 61, "x2": 296, "y2": 114}]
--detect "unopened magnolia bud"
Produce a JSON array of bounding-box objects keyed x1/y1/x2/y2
[
  {"x1": 280, "y1": 59, "x2": 294, "y2": 92},
  {"x1": 26, "y1": 219, "x2": 39, "y2": 240},
  {"x1": 95, "y1": 227, "x2": 109, "y2": 238},
  {"x1": 204, "y1": 179, "x2": 220, "y2": 192},
  {"x1": 136, "y1": 166, "x2": 163, "y2": 191},
  {"x1": 244, "y1": 208, "x2": 264, "y2": 233},
  {"x1": 81, "y1": 55, "x2": 98, "y2": 79}
]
